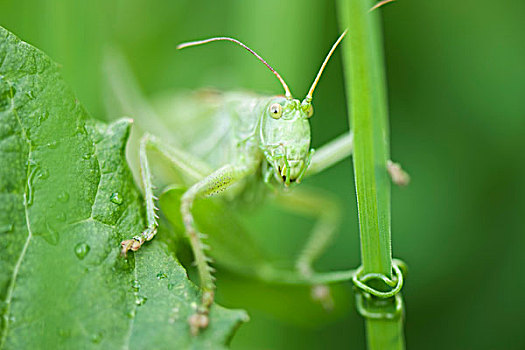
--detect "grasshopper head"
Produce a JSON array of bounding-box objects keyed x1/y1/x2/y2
[
  {"x1": 260, "y1": 96, "x2": 314, "y2": 186},
  {"x1": 255, "y1": 30, "x2": 346, "y2": 187},
  {"x1": 177, "y1": 31, "x2": 347, "y2": 187}
]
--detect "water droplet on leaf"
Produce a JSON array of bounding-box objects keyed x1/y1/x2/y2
[
  {"x1": 36, "y1": 221, "x2": 59, "y2": 245},
  {"x1": 57, "y1": 191, "x2": 69, "y2": 202},
  {"x1": 90, "y1": 331, "x2": 103, "y2": 344},
  {"x1": 156, "y1": 272, "x2": 167, "y2": 280},
  {"x1": 38, "y1": 111, "x2": 49, "y2": 125},
  {"x1": 38, "y1": 168, "x2": 49, "y2": 180},
  {"x1": 135, "y1": 296, "x2": 147, "y2": 306},
  {"x1": 26, "y1": 91, "x2": 35, "y2": 100},
  {"x1": 25, "y1": 165, "x2": 39, "y2": 207},
  {"x1": 74, "y1": 243, "x2": 90, "y2": 260},
  {"x1": 110, "y1": 192, "x2": 123, "y2": 205},
  {"x1": 131, "y1": 280, "x2": 140, "y2": 292}
]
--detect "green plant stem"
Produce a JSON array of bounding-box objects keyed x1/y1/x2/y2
[{"x1": 337, "y1": 0, "x2": 405, "y2": 349}]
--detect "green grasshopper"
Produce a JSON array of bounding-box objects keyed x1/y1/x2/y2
[{"x1": 118, "y1": 30, "x2": 407, "y2": 335}]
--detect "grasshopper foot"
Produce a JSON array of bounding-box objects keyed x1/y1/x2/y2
[
  {"x1": 311, "y1": 284, "x2": 334, "y2": 311},
  {"x1": 188, "y1": 312, "x2": 209, "y2": 336},
  {"x1": 387, "y1": 160, "x2": 410, "y2": 186},
  {"x1": 298, "y1": 264, "x2": 335, "y2": 311},
  {"x1": 120, "y1": 237, "x2": 143, "y2": 257},
  {"x1": 120, "y1": 226, "x2": 157, "y2": 256},
  {"x1": 188, "y1": 290, "x2": 214, "y2": 335}
]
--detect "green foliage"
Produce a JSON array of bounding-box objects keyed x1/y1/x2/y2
[
  {"x1": 1, "y1": 0, "x2": 525, "y2": 349},
  {"x1": 0, "y1": 26, "x2": 246, "y2": 349}
]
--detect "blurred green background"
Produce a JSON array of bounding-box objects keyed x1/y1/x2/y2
[{"x1": 2, "y1": 0, "x2": 524, "y2": 349}]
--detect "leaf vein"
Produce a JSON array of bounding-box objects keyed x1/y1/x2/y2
[{"x1": 0, "y1": 79, "x2": 34, "y2": 348}]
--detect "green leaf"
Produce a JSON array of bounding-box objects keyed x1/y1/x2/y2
[{"x1": 0, "y1": 26, "x2": 246, "y2": 349}]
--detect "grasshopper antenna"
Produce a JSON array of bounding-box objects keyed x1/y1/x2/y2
[
  {"x1": 304, "y1": 30, "x2": 348, "y2": 103},
  {"x1": 177, "y1": 37, "x2": 292, "y2": 99}
]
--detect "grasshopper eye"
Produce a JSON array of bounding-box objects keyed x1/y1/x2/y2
[
  {"x1": 306, "y1": 105, "x2": 314, "y2": 118},
  {"x1": 269, "y1": 103, "x2": 283, "y2": 119}
]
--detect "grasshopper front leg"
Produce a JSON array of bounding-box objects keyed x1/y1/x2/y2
[
  {"x1": 307, "y1": 131, "x2": 410, "y2": 185},
  {"x1": 181, "y1": 164, "x2": 253, "y2": 335},
  {"x1": 121, "y1": 135, "x2": 160, "y2": 253},
  {"x1": 121, "y1": 134, "x2": 211, "y2": 254},
  {"x1": 306, "y1": 132, "x2": 354, "y2": 176}
]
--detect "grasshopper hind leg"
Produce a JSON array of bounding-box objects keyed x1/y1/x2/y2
[
  {"x1": 180, "y1": 164, "x2": 251, "y2": 335},
  {"x1": 275, "y1": 188, "x2": 342, "y2": 310}
]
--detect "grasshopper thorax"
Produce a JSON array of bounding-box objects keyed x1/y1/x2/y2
[{"x1": 259, "y1": 96, "x2": 313, "y2": 186}]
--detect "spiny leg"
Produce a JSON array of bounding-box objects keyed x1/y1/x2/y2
[
  {"x1": 121, "y1": 135, "x2": 160, "y2": 254},
  {"x1": 119, "y1": 134, "x2": 252, "y2": 334},
  {"x1": 180, "y1": 164, "x2": 252, "y2": 335},
  {"x1": 274, "y1": 188, "x2": 342, "y2": 310},
  {"x1": 121, "y1": 134, "x2": 211, "y2": 255}
]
